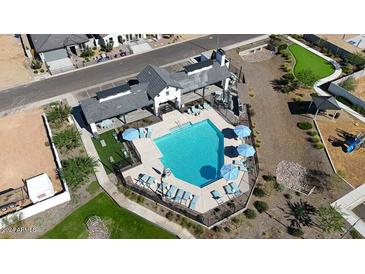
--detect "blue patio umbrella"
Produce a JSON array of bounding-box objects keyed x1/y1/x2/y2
[
  {"x1": 220, "y1": 164, "x2": 239, "y2": 181},
  {"x1": 237, "y1": 144, "x2": 256, "y2": 157},
  {"x1": 234, "y1": 125, "x2": 251, "y2": 138},
  {"x1": 122, "y1": 128, "x2": 139, "y2": 141}
]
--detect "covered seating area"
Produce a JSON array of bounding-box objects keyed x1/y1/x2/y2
[{"x1": 309, "y1": 95, "x2": 341, "y2": 120}]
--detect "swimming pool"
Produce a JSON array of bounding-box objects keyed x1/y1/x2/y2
[{"x1": 154, "y1": 119, "x2": 224, "y2": 188}]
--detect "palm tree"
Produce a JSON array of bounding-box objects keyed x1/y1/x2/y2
[
  {"x1": 53, "y1": 128, "x2": 81, "y2": 151},
  {"x1": 46, "y1": 102, "x2": 71, "y2": 126},
  {"x1": 286, "y1": 200, "x2": 317, "y2": 228},
  {"x1": 61, "y1": 156, "x2": 98, "y2": 189}
]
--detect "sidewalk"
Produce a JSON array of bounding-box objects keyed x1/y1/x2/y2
[
  {"x1": 77, "y1": 125, "x2": 195, "y2": 239},
  {"x1": 287, "y1": 36, "x2": 365, "y2": 123}
]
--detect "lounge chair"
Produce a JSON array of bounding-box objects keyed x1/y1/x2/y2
[
  {"x1": 233, "y1": 159, "x2": 246, "y2": 166},
  {"x1": 157, "y1": 181, "x2": 169, "y2": 194},
  {"x1": 187, "y1": 108, "x2": 193, "y2": 115},
  {"x1": 138, "y1": 174, "x2": 149, "y2": 185},
  {"x1": 182, "y1": 191, "x2": 192, "y2": 202},
  {"x1": 146, "y1": 127, "x2": 152, "y2": 138},
  {"x1": 211, "y1": 190, "x2": 223, "y2": 204},
  {"x1": 139, "y1": 128, "x2": 145, "y2": 138},
  {"x1": 203, "y1": 102, "x2": 211, "y2": 109},
  {"x1": 229, "y1": 182, "x2": 242, "y2": 196},
  {"x1": 174, "y1": 189, "x2": 185, "y2": 203},
  {"x1": 189, "y1": 195, "x2": 199, "y2": 210},
  {"x1": 192, "y1": 106, "x2": 201, "y2": 115},
  {"x1": 100, "y1": 139, "x2": 106, "y2": 147},
  {"x1": 198, "y1": 104, "x2": 204, "y2": 110},
  {"x1": 223, "y1": 185, "x2": 235, "y2": 195},
  {"x1": 166, "y1": 185, "x2": 177, "y2": 199},
  {"x1": 146, "y1": 176, "x2": 156, "y2": 186}
]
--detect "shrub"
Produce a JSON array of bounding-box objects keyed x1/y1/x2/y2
[
  {"x1": 283, "y1": 72, "x2": 295, "y2": 81},
  {"x1": 46, "y1": 102, "x2": 71, "y2": 126},
  {"x1": 253, "y1": 187, "x2": 266, "y2": 197},
  {"x1": 287, "y1": 226, "x2": 304, "y2": 237},
  {"x1": 314, "y1": 143, "x2": 324, "y2": 149},
  {"x1": 224, "y1": 226, "x2": 231, "y2": 233},
  {"x1": 296, "y1": 69, "x2": 317, "y2": 87},
  {"x1": 231, "y1": 216, "x2": 241, "y2": 224},
  {"x1": 40, "y1": 68, "x2": 45, "y2": 73},
  {"x1": 310, "y1": 136, "x2": 320, "y2": 143},
  {"x1": 212, "y1": 226, "x2": 223, "y2": 233},
  {"x1": 254, "y1": 201, "x2": 269, "y2": 213},
  {"x1": 31, "y1": 59, "x2": 42, "y2": 69},
  {"x1": 244, "y1": 209, "x2": 256, "y2": 219},
  {"x1": 92, "y1": 46, "x2": 97, "y2": 50},
  {"x1": 350, "y1": 229, "x2": 364, "y2": 239},
  {"x1": 136, "y1": 195, "x2": 144, "y2": 204},
  {"x1": 317, "y1": 206, "x2": 345, "y2": 233},
  {"x1": 283, "y1": 193, "x2": 292, "y2": 199},
  {"x1": 165, "y1": 211, "x2": 174, "y2": 220},
  {"x1": 34, "y1": 70, "x2": 38, "y2": 74},
  {"x1": 339, "y1": 76, "x2": 357, "y2": 92},
  {"x1": 308, "y1": 130, "x2": 318, "y2": 136},
  {"x1": 262, "y1": 174, "x2": 276, "y2": 182},
  {"x1": 53, "y1": 128, "x2": 81, "y2": 151},
  {"x1": 61, "y1": 156, "x2": 98, "y2": 189},
  {"x1": 297, "y1": 122, "x2": 313, "y2": 130},
  {"x1": 80, "y1": 46, "x2": 94, "y2": 58},
  {"x1": 278, "y1": 44, "x2": 288, "y2": 52},
  {"x1": 100, "y1": 41, "x2": 114, "y2": 52}
]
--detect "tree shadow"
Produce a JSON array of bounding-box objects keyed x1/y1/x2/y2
[
  {"x1": 222, "y1": 128, "x2": 236, "y2": 139},
  {"x1": 200, "y1": 165, "x2": 217, "y2": 180},
  {"x1": 224, "y1": 146, "x2": 239, "y2": 158}
]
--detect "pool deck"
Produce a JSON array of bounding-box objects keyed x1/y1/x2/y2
[{"x1": 122, "y1": 108, "x2": 250, "y2": 213}]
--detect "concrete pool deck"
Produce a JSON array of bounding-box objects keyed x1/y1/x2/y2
[{"x1": 122, "y1": 109, "x2": 250, "y2": 213}]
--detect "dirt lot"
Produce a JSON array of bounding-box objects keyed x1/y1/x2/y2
[
  {"x1": 317, "y1": 34, "x2": 360, "y2": 54},
  {"x1": 0, "y1": 35, "x2": 33, "y2": 91},
  {"x1": 316, "y1": 112, "x2": 365, "y2": 187},
  {"x1": 352, "y1": 76, "x2": 365, "y2": 101},
  {"x1": 148, "y1": 34, "x2": 204, "y2": 48},
  {"x1": 0, "y1": 108, "x2": 62, "y2": 193}
]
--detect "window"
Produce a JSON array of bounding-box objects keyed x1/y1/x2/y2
[
  {"x1": 139, "y1": 34, "x2": 142, "y2": 39},
  {"x1": 166, "y1": 91, "x2": 170, "y2": 96}
]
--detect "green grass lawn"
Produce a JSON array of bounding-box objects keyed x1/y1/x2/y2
[
  {"x1": 42, "y1": 192, "x2": 177, "y2": 239},
  {"x1": 289, "y1": 44, "x2": 335, "y2": 81},
  {"x1": 92, "y1": 129, "x2": 131, "y2": 174}
]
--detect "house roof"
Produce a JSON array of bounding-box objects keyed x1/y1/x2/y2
[
  {"x1": 80, "y1": 83, "x2": 151, "y2": 124},
  {"x1": 137, "y1": 65, "x2": 183, "y2": 98},
  {"x1": 312, "y1": 95, "x2": 341, "y2": 111},
  {"x1": 184, "y1": 59, "x2": 213, "y2": 73},
  {"x1": 29, "y1": 34, "x2": 89, "y2": 53},
  {"x1": 96, "y1": 83, "x2": 131, "y2": 100}
]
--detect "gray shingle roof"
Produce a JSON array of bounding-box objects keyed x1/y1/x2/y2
[
  {"x1": 96, "y1": 84, "x2": 130, "y2": 100},
  {"x1": 80, "y1": 83, "x2": 151, "y2": 124},
  {"x1": 312, "y1": 95, "x2": 341, "y2": 111},
  {"x1": 29, "y1": 34, "x2": 89, "y2": 53},
  {"x1": 184, "y1": 59, "x2": 213, "y2": 73},
  {"x1": 137, "y1": 65, "x2": 182, "y2": 98}
]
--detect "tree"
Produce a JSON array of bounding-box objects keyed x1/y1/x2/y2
[
  {"x1": 254, "y1": 201, "x2": 269, "y2": 213},
  {"x1": 46, "y1": 102, "x2": 71, "y2": 126},
  {"x1": 347, "y1": 52, "x2": 365, "y2": 69},
  {"x1": 61, "y1": 156, "x2": 98, "y2": 189},
  {"x1": 101, "y1": 41, "x2": 114, "y2": 52},
  {"x1": 339, "y1": 76, "x2": 357, "y2": 92},
  {"x1": 80, "y1": 46, "x2": 94, "y2": 58},
  {"x1": 296, "y1": 69, "x2": 317, "y2": 87},
  {"x1": 317, "y1": 206, "x2": 345, "y2": 233},
  {"x1": 287, "y1": 200, "x2": 317, "y2": 228},
  {"x1": 53, "y1": 128, "x2": 81, "y2": 151}
]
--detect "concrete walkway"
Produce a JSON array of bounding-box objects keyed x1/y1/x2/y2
[
  {"x1": 287, "y1": 36, "x2": 365, "y2": 123},
  {"x1": 78, "y1": 126, "x2": 195, "y2": 239},
  {"x1": 331, "y1": 184, "x2": 365, "y2": 237}
]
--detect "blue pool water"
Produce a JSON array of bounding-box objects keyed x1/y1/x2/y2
[{"x1": 154, "y1": 119, "x2": 224, "y2": 188}]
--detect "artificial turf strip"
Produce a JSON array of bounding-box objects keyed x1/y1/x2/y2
[
  {"x1": 42, "y1": 192, "x2": 177, "y2": 239},
  {"x1": 92, "y1": 129, "x2": 130, "y2": 174},
  {"x1": 289, "y1": 44, "x2": 335, "y2": 81}
]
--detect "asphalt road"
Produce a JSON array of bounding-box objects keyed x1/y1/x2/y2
[{"x1": 0, "y1": 34, "x2": 262, "y2": 112}]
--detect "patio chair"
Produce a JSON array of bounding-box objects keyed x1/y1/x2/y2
[
  {"x1": 138, "y1": 173, "x2": 149, "y2": 185},
  {"x1": 157, "y1": 181, "x2": 169, "y2": 194},
  {"x1": 223, "y1": 185, "x2": 235, "y2": 195},
  {"x1": 189, "y1": 195, "x2": 199, "y2": 210},
  {"x1": 146, "y1": 127, "x2": 152, "y2": 138},
  {"x1": 187, "y1": 108, "x2": 193, "y2": 115},
  {"x1": 193, "y1": 106, "x2": 201, "y2": 115},
  {"x1": 211, "y1": 190, "x2": 223, "y2": 204},
  {"x1": 166, "y1": 185, "x2": 177, "y2": 199},
  {"x1": 198, "y1": 104, "x2": 204, "y2": 110},
  {"x1": 229, "y1": 182, "x2": 242, "y2": 196},
  {"x1": 182, "y1": 191, "x2": 192, "y2": 203},
  {"x1": 146, "y1": 176, "x2": 156, "y2": 186},
  {"x1": 174, "y1": 189, "x2": 185, "y2": 203},
  {"x1": 203, "y1": 102, "x2": 211, "y2": 109},
  {"x1": 233, "y1": 159, "x2": 246, "y2": 166},
  {"x1": 139, "y1": 128, "x2": 145, "y2": 138}
]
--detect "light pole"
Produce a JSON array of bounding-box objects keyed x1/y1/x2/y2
[{"x1": 341, "y1": 217, "x2": 365, "y2": 239}]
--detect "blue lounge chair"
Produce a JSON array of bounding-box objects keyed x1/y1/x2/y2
[
  {"x1": 157, "y1": 181, "x2": 169, "y2": 193},
  {"x1": 146, "y1": 176, "x2": 156, "y2": 186},
  {"x1": 146, "y1": 127, "x2": 152, "y2": 138},
  {"x1": 138, "y1": 128, "x2": 145, "y2": 138},
  {"x1": 229, "y1": 182, "x2": 242, "y2": 196},
  {"x1": 211, "y1": 190, "x2": 223, "y2": 204},
  {"x1": 223, "y1": 185, "x2": 235, "y2": 195},
  {"x1": 203, "y1": 102, "x2": 211, "y2": 109},
  {"x1": 189, "y1": 195, "x2": 199, "y2": 210},
  {"x1": 138, "y1": 174, "x2": 149, "y2": 184},
  {"x1": 174, "y1": 189, "x2": 185, "y2": 203},
  {"x1": 166, "y1": 185, "x2": 177, "y2": 199},
  {"x1": 182, "y1": 191, "x2": 191, "y2": 202}
]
